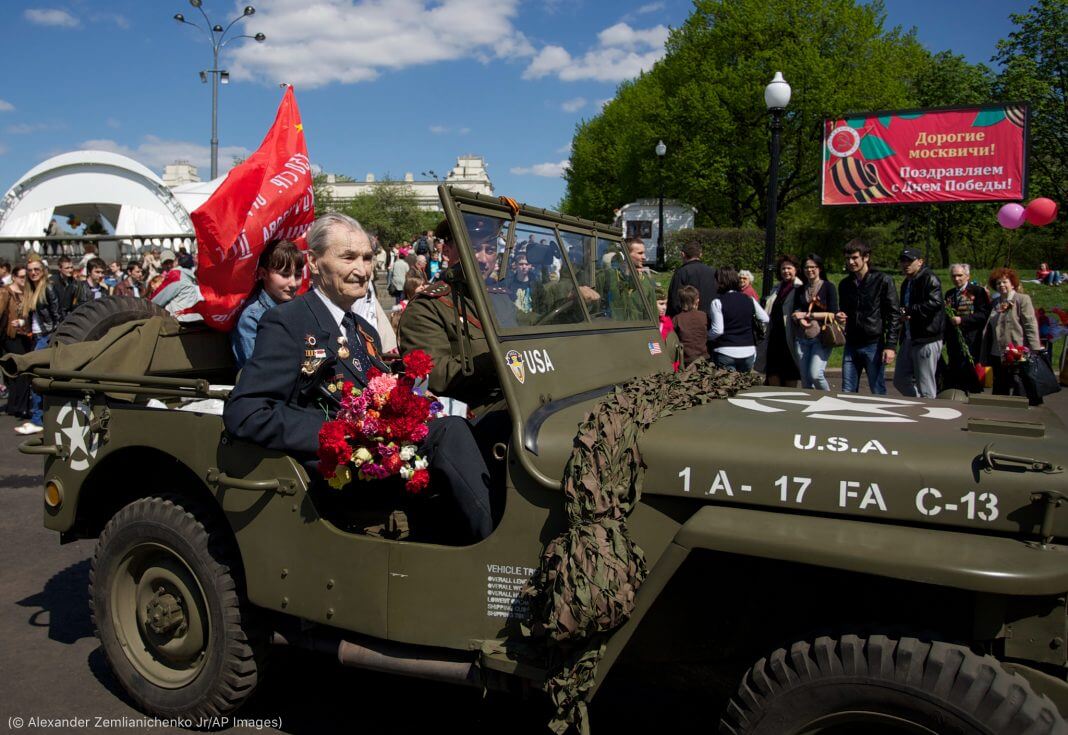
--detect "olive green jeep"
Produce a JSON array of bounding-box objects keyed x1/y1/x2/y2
[{"x1": 10, "y1": 187, "x2": 1068, "y2": 734}]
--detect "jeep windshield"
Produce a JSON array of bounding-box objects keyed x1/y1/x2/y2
[{"x1": 454, "y1": 206, "x2": 655, "y2": 334}]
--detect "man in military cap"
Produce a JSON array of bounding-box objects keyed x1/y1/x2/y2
[
  {"x1": 225, "y1": 213, "x2": 493, "y2": 540},
  {"x1": 397, "y1": 217, "x2": 504, "y2": 418}
]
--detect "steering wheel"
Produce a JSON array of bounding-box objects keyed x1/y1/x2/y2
[{"x1": 534, "y1": 298, "x2": 578, "y2": 326}]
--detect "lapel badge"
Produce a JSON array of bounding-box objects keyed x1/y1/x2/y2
[
  {"x1": 301, "y1": 359, "x2": 321, "y2": 376},
  {"x1": 305, "y1": 334, "x2": 317, "y2": 347},
  {"x1": 352, "y1": 358, "x2": 363, "y2": 371}
]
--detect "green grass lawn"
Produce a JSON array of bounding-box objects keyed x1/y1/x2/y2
[{"x1": 655, "y1": 267, "x2": 1067, "y2": 370}]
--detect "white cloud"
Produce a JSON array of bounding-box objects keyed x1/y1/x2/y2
[
  {"x1": 90, "y1": 12, "x2": 130, "y2": 29},
  {"x1": 510, "y1": 159, "x2": 569, "y2": 177},
  {"x1": 79, "y1": 136, "x2": 251, "y2": 175},
  {"x1": 561, "y1": 97, "x2": 587, "y2": 113},
  {"x1": 227, "y1": 0, "x2": 534, "y2": 89},
  {"x1": 6, "y1": 122, "x2": 65, "y2": 135},
  {"x1": 429, "y1": 125, "x2": 470, "y2": 135},
  {"x1": 0, "y1": 99, "x2": 14, "y2": 112},
  {"x1": 523, "y1": 22, "x2": 667, "y2": 82},
  {"x1": 635, "y1": 2, "x2": 665, "y2": 14},
  {"x1": 24, "y1": 8, "x2": 78, "y2": 28},
  {"x1": 598, "y1": 22, "x2": 667, "y2": 48},
  {"x1": 556, "y1": 143, "x2": 572, "y2": 154}
]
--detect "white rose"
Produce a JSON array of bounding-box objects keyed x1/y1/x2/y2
[{"x1": 399, "y1": 445, "x2": 417, "y2": 461}]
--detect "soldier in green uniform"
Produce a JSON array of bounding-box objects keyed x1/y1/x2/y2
[
  {"x1": 596, "y1": 238, "x2": 656, "y2": 321},
  {"x1": 397, "y1": 219, "x2": 503, "y2": 418}
]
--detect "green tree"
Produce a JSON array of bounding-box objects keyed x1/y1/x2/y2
[
  {"x1": 312, "y1": 171, "x2": 336, "y2": 213},
  {"x1": 563, "y1": 0, "x2": 927, "y2": 236},
  {"x1": 338, "y1": 178, "x2": 439, "y2": 247},
  {"x1": 993, "y1": 0, "x2": 1066, "y2": 204}
]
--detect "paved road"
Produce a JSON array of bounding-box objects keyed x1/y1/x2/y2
[{"x1": 2, "y1": 376, "x2": 1065, "y2": 734}]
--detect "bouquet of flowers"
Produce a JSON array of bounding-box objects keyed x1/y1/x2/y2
[
  {"x1": 316, "y1": 350, "x2": 443, "y2": 494},
  {"x1": 1002, "y1": 342, "x2": 1030, "y2": 367}
]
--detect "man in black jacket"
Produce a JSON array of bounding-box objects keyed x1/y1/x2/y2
[
  {"x1": 49, "y1": 256, "x2": 77, "y2": 321},
  {"x1": 666, "y1": 241, "x2": 717, "y2": 317},
  {"x1": 893, "y1": 248, "x2": 945, "y2": 398},
  {"x1": 835, "y1": 239, "x2": 900, "y2": 395}
]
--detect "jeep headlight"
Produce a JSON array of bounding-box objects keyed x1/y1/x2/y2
[{"x1": 44, "y1": 480, "x2": 62, "y2": 509}]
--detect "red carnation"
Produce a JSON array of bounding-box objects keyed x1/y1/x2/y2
[
  {"x1": 367, "y1": 367, "x2": 383, "y2": 380},
  {"x1": 342, "y1": 381, "x2": 355, "y2": 394},
  {"x1": 406, "y1": 468, "x2": 430, "y2": 494},
  {"x1": 403, "y1": 350, "x2": 434, "y2": 380},
  {"x1": 316, "y1": 420, "x2": 351, "y2": 477},
  {"x1": 383, "y1": 452, "x2": 404, "y2": 473}
]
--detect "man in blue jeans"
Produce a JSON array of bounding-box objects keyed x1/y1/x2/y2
[{"x1": 835, "y1": 239, "x2": 900, "y2": 394}]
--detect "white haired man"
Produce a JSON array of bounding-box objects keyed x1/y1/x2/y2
[{"x1": 224, "y1": 213, "x2": 493, "y2": 541}]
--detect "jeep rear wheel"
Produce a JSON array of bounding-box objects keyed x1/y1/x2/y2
[
  {"x1": 720, "y1": 633, "x2": 1068, "y2": 735},
  {"x1": 90, "y1": 496, "x2": 266, "y2": 719}
]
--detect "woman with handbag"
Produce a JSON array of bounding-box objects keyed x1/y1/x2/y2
[
  {"x1": 790, "y1": 254, "x2": 839, "y2": 390},
  {"x1": 1, "y1": 264, "x2": 34, "y2": 420},
  {"x1": 980, "y1": 267, "x2": 1045, "y2": 404},
  {"x1": 14, "y1": 257, "x2": 63, "y2": 435},
  {"x1": 708, "y1": 268, "x2": 769, "y2": 372},
  {"x1": 763, "y1": 255, "x2": 803, "y2": 387}
]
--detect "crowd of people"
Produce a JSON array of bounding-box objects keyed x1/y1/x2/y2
[
  {"x1": 665, "y1": 238, "x2": 1059, "y2": 405},
  {"x1": 0, "y1": 245, "x2": 192, "y2": 434},
  {"x1": 2, "y1": 221, "x2": 1063, "y2": 439}
]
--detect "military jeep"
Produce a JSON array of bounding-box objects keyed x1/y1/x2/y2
[{"x1": 11, "y1": 187, "x2": 1068, "y2": 734}]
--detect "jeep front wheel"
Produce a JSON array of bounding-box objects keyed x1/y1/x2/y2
[
  {"x1": 90, "y1": 496, "x2": 265, "y2": 719},
  {"x1": 720, "y1": 633, "x2": 1067, "y2": 735}
]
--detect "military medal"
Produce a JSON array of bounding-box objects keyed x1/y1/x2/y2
[{"x1": 337, "y1": 335, "x2": 351, "y2": 360}]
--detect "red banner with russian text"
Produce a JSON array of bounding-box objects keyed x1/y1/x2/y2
[
  {"x1": 820, "y1": 104, "x2": 1027, "y2": 207},
  {"x1": 190, "y1": 86, "x2": 314, "y2": 331}
]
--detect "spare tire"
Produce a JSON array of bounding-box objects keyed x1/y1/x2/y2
[{"x1": 51, "y1": 296, "x2": 176, "y2": 346}]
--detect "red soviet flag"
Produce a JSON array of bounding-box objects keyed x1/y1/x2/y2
[{"x1": 190, "y1": 86, "x2": 314, "y2": 330}]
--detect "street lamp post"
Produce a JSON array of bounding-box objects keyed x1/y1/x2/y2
[
  {"x1": 761, "y1": 71, "x2": 791, "y2": 302},
  {"x1": 655, "y1": 139, "x2": 666, "y2": 270},
  {"x1": 174, "y1": 2, "x2": 265, "y2": 179}
]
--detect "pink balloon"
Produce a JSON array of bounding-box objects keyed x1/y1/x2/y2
[
  {"x1": 1024, "y1": 197, "x2": 1059, "y2": 226},
  {"x1": 997, "y1": 203, "x2": 1026, "y2": 229}
]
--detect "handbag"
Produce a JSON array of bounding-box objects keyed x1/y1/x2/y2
[
  {"x1": 820, "y1": 314, "x2": 846, "y2": 348},
  {"x1": 752, "y1": 314, "x2": 768, "y2": 343},
  {"x1": 1022, "y1": 351, "x2": 1061, "y2": 399}
]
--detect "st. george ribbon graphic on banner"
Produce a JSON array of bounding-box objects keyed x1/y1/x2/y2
[{"x1": 821, "y1": 104, "x2": 1028, "y2": 206}]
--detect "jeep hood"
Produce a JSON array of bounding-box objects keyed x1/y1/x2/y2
[{"x1": 527, "y1": 387, "x2": 1068, "y2": 538}]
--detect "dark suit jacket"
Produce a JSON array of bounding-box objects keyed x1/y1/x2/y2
[
  {"x1": 666, "y1": 259, "x2": 718, "y2": 317},
  {"x1": 223, "y1": 290, "x2": 384, "y2": 456}
]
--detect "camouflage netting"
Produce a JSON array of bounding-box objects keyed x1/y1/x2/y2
[{"x1": 521, "y1": 360, "x2": 762, "y2": 734}]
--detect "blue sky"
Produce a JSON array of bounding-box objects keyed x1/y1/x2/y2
[{"x1": 0, "y1": 0, "x2": 1035, "y2": 212}]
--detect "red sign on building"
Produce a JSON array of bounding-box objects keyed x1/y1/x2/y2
[{"x1": 821, "y1": 104, "x2": 1028, "y2": 206}]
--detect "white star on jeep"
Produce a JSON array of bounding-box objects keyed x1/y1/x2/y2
[
  {"x1": 727, "y1": 391, "x2": 960, "y2": 423},
  {"x1": 61, "y1": 410, "x2": 90, "y2": 458},
  {"x1": 768, "y1": 394, "x2": 915, "y2": 418}
]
